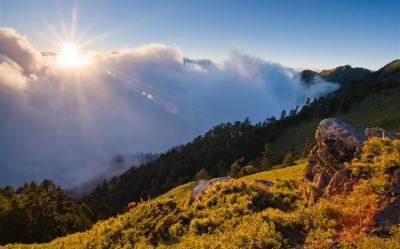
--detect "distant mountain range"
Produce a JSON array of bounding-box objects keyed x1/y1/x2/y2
[
  {"x1": 301, "y1": 65, "x2": 371, "y2": 86},
  {"x1": 300, "y1": 59, "x2": 400, "y2": 86}
]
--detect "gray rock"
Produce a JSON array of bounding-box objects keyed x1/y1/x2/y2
[
  {"x1": 374, "y1": 170, "x2": 400, "y2": 226},
  {"x1": 305, "y1": 118, "x2": 365, "y2": 182},
  {"x1": 365, "y1": 127, "x2": 400, "y2": 140},
  {"x1": 316, "y1": 118, "x2": 365, "y2": 166},
  {"x1": 315, "y1": 170, "x2": 331, "y2": 189},
  {"x1": 255, "y1": 179, "x2": 274, "y2": 187},
  {"x1": 374, "y1": 198, "x2": 400, "y2": 227},
  {"x1": 303, "y1": 118, "x2": 365, "y2": 204},
  {"x1": 323, "y1": 170, "x2": 357, "y2": 198},
  {"x1": 189, "y1": 177, "x2": 231, "y2": 203}
]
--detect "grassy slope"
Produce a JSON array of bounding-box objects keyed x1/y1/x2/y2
[
  {"x1": 160, "y1": 163, "x2": 306, "y2": 207},
  {"x1": 4, "y1": 140, "x2": 400, "y2": 248},
  {"x1": 269, "y1": 87, "x2": 400, "y2": 155},
  {"x1": 242, "y1": 163, "x2": 305, "y2": 184},
  {"x1": 1, "y1": 164, "x2": 305, "y2": 249}
]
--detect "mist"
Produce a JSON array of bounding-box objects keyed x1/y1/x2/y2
[{"x1": 0, "y1": 28, "x2": 339, "y2": 187}]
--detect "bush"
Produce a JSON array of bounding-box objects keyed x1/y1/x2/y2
[{"x1": 282, "y1": 152, "x2": 295, "y2": 166}]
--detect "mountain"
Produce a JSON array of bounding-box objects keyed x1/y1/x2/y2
[
  {"x1": 3, "y1": 119, "x2": 400, "y2": 248},
  {"x1": 82, "y1": 60, "x2": 400, "y2": 218},
  {"x1": 300, "y1": 69, "x2": 319, "y2": 84},
  {"x1": 300, "y1": 64, "x2": 371, "y2": 86},
  {"x1": 319, "y1": 65, "x2": 371, "y2": 85},
  {"x1": 373, "y1": 59, "x2": 400, "y2": 80}
]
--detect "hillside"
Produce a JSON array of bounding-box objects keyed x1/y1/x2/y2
[
  {"x1": 269, "y1": 86, "x2": 400, "y2": 156},
  {"x1": 3, "y1": 125, "x2": 400, "y2": 248},
  {"x1": 300, "y1": 65, "x2": 371, "y2": 86},
  {"x1": 82, "y1": 60, "x2": 400, "y2": 218},
  {"x1": 319, "y1": 65, "x2": 371, "y2": 85}
]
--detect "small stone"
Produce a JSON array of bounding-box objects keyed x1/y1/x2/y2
[
  {"x1": 365, "y1": 127, "x2": 400, "y2": 140},
  {"x1": 189, "y1": 176, "x2": 231, "y2": 203},
  {"x1": 255, "y1": 179, "x2": 274, "y2": 187}
]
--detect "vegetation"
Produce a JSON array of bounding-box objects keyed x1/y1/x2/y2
[
  {"x1": 0, "y1": 180, "x2": 93, "y2": 245},
  {"x1": 319, "y1": 65, "x2": 371, "y2": 86},
  {"x1": 3, "y1": 137, "x2": 400, "y2": 248}
]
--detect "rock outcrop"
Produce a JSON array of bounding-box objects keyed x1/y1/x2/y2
[
  {"x1": 304, "y1": 118, "x2": 365, "y2": 185},
  {"x1": 189, "y1": 177, "x2": 231, "y2": 203},
  {"x1": 303, "y1": 118, "x2": 399, "y2": 204}
]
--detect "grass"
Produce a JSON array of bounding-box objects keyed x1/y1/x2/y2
[
  {"x1": 269, "y1": 87, "x2": 400, "y2": 156},
  {"x1": 161, "y1": 182, "x2": 194, "y2": 206},
  {"x1": 241, "y1": 163, "x2": 306, "y2": 184},
  {"x1": 4, "y1": 146, "x2": 400, "y2": 249},
  {"x1": 159, "y1": 162, "x2": 306, "y2": 208}
]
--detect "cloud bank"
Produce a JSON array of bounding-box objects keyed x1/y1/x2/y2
[{"x1": 0, "y1": 28, "x2": 339, "y2": 187}]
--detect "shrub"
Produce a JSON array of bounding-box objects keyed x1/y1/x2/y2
[{"x1": 282, "y1": 152, "x2": 295, "y2": 166}]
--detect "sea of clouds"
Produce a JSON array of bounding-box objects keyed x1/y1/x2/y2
[{"x1": 0, "y1": 28, "x2": 339, "y2": 186}]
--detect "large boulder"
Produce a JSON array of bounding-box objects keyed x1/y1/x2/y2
[
  {"x1": 304, "y1": 118, "x2": 365, "y2": 183},
  {"x1": 189, "y1": 177, "x2": 231, "y2": 203},
  {"x1": 303, "y1": 118, "x2": 400, "y2": 205},
  {"x1": 303, "y1": 118, "x2": 365, "y2": 203}
]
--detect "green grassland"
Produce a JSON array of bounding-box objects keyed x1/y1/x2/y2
[
  {"x1": 241, "y1": 163, "x2": 305, "y2": 183},
  {"x1": 269, "y1": 87, "x2": 400, "y2": 156}
]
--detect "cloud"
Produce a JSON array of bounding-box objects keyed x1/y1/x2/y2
[
  {"x1": 0, "y1": 28, "x2": 41, "y2": 74},
  {"x1": 0, "y1": 28, "x2": 339, "y2": 187}
]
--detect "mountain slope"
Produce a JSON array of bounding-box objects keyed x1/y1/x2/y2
[
  {"x1": 319, "y1": 65, "x2": 371, "y2": 85},
  {"x1": 373, "y1": 59, "x2": 400, "y2": 79},
  {"x1": 82, "y1": 60, "x2": 400, "y2": 218},
  {"x1": 3, "y1": 133, "x2": 400, "y2": 248},
  {"x1": 1, "y1": 163, "x2": 306, "y2": 249}
]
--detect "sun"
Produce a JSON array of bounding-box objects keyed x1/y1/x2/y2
[{"x1": 57, "y1": 43, "x2": 90, "y2": 67}]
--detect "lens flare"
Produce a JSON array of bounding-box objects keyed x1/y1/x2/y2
[{"x1": 57, "y1": 43, "x2": 90, "y2": 67}]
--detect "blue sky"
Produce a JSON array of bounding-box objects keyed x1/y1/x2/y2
[{"x1": 0, "y1": 0, "x2": 399, "y2": 70}]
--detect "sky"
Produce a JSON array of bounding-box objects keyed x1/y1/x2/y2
[
  {"x1": 0, "y1": 0, "x2": 398, "y2": 187},
  {"x1": 0, "y1": 0, "x2": 399, "y2": 70}
]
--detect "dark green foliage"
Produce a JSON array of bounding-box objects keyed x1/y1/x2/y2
[
  {"x1": 283, "y1": 151, "x2": 295, "y2": 166},
  {"x1": 260, "y1": 144, "x2": 278, "y2": 170},
  {"x1": 239, "y1": 165, "x2": 259, "y2": 177},
  {"x1": 211, "y1": 160, "x2": 229, "y2": 177},
  {"x1": 195, "y1": 169, "x2": 209, "y2": 181},
  {"x1": 0, "y1": 180, "x2": 92, "y2": 245},
  {"x1": 319, "y1": 65, "x2": 371, "y2": 86}
]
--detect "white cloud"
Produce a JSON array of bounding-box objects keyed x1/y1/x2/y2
[
  {"x1": 0, "y1": 28, "x2": 339, "y2": 187},
  {"x1": 0, "y1": 28, "x2": 41, "y2": 74}
]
